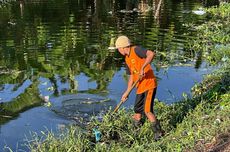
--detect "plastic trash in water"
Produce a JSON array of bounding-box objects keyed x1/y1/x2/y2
[
  {"x1": 39, "y1": 95, "x2": 52, "y2": 107},
  {"x1": 45, "y1": 101, "x2": 52, "y2": 107},
  {"x1": 93, "y1": 128, "x2": 101, "y2": 142},
  {"x1": 44, "y1": 96, "x2": 50, "y2": 102},
  {"x1": 192, "y1": 10, "x2": 206, "y2": 15},
  {"x1": 46, "y1": 42, "x2": 53, "y2": 48}
]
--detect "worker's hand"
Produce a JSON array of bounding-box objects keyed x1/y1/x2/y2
[
  {"x1": 121, "y1": 91, "x2": 129, "y2": 102},
  {"x1": 139, "y1": 68, "x2": 145, "y2": 80}
]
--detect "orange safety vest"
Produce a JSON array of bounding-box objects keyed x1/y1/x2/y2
[{"x1": 125, "y1": 46, "x2": 157, "y2": 94}]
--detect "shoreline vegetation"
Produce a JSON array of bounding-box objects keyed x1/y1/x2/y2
[
  {"x1": 24, "y1": 63, "x2": 230, "y2": 152},
  {"x1": 9, "y1": 3, "x2": 229, "y2": 152}
]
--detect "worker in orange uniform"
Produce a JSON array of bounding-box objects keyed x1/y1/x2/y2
[{"x1": 115, "y1": 35, "x2": 163, "y2": 140}]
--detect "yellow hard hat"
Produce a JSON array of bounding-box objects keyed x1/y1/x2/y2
[{"x1": 115, "y1": 36, "x2": 131, "y2": 48}]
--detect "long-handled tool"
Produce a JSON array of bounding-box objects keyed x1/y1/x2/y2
[
  {"x1": 92, "y1": 78, "x2": 140, "y2": 142},
  {"x1": 113, "y1": 78, "x2": 140, "y2": 113}
]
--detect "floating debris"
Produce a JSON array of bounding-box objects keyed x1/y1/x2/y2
[
  {"x1": 41, "y1": 82, "x2": 48, "y2": 86},
  {"x1": 50, "y1": 94, "x2": 116, "y2": 126},
  {"x1": 0, "y1": 115, "x2": 12, "y2": 118},
  {"x1": 8, "y1": 21, "x2": 16, "y2": 26},
  {"x1": 44, "y1": 96, "x2": 50, "y2": 102},
  {"x1": 108, "y1": 46, "x2": 116, "y2": 50},
  {"x1": 192, "y1": 10, "x2": 206, "y2": 15},
  {"x1": 80, "y1": 98, "x2": 110, "y2": 104},
  {"x1": 119, "y1": 8, "x2": 141, "y2": 13},
  {"x1": 39, "y1": 95, "x2": 52, "y2": 107},
  {"x1": 47, "y1": 86, "x2": 54, "y2": 91},
  {"x1": 44, "y1": 101, "x2": 52, "y2": 107},
  {"x1": 93, "y1": 128, "x2": 102, "y2": 142},
  {"x1": 46, "y1": 42, "x2": 53, "y2": 48},
  {"x1": 108, "y1": 37, "x2": 116, "y2": 51}
]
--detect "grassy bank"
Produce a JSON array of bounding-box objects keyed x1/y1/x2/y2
[
  {"x1": 25, "y1": 3, "x2": 230, "y2": 152},
  {"x1": 25, "y1": 64, "x2": 230, "y2": 152}
]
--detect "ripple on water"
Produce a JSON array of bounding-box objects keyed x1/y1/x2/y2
[{"x1": 51, "y1": 94, "x2": 116, "y2": 125}]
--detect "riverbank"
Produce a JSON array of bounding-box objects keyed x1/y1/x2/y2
[
  {"x1": 25, "y1": 64, "x2": 230, "y2": 152},
  {"x1": 24, "y1": 3, "x2": 230, "y2": 152}
]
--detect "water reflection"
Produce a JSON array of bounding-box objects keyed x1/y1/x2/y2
[
  {"x1": 0, "y1": 78, "x2": 41, "y2": 124},
  {"x1": 0, "y1": 0, "x2": 217, "y2": 150},
  {"x1": 0, "y1": 0, "x2": 213, "y2": 121}
]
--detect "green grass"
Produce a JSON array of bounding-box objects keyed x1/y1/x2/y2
[{"x1": 25, "y1": 64, "x2": 230, "y2": 152}]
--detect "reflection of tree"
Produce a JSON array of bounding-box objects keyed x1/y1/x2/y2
[
  {"x1": 0, "y1": 0, "x2": 207, "y2": 98},
  {"x1": 194, "y1": 50, "x2": 203, "y2": 69},
  {"x1": 112, "y1": 0, "x2": 201, "y2": 67},
  {"x1": 202, "y1": 0, "x2": 219, "y2": 7},
  {"x1": 79, "y1": 46, "x2": 117, "y2": 94},
  {"x1": 0, "y1": 78, "x2": 41, "y2": 125},
  {"x1": 154, "y1": 0, "x2": 163, "y2": 24}
]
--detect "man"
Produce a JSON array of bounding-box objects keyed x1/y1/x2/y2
[{"x1": 115, "y1": 35, "x2": 163, "y2": 140}]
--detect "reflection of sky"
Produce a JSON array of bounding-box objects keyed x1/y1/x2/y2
[
  {"x1": 38, "y1": 77, "x2": 55, "y2": 96},
  {"x1": 0, "y1": 80, "x2": 32, "y2": 103},
  {"x1": 155, "y1": 64, "x2": 214, "y2": 104},
  {"x1": 0, "y1": 63, "x2": 214, "y2": 105},
  {"x1": 37, "y1": 73, "x2": 98, "y2": 98},
  {"x1": 75, "y1": 73, "x2": 97, "y2": 91},
  {"x1": 0, "y1": 106, "x2": 71, "y2": 151}
]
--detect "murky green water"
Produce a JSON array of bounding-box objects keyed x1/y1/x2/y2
[{"x1": 0, "y1": 0, "x2": 219, "y2": 151}]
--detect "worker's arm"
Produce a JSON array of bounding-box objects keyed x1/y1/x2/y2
[
  {"x1": 121, "y1": 74, "x2": 133, "y2": 102},
  {"x1": 140, "y1": 50, "x2": 155, "y2": 77}
]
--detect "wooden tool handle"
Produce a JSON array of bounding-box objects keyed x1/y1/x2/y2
[{"x1": 113, "y1": 78, "x2": 140, "y2": 113}]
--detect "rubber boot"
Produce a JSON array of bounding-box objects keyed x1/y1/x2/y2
[{"x1": 152, "y1": 120, "x2": 163, "y2": 141}]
